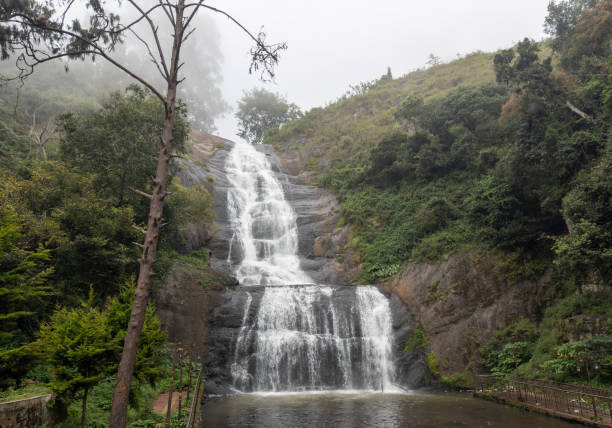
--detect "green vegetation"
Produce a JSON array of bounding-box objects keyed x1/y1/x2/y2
[
  {"x1": 0, "y1": 74, "x2": 215, "y2": 423},
  {"x1": 481, "y1": 294, "x2": 612, "y2": 385},
  {"x1": 269, "y1": 0, "x2": 612, "y2": 386},
  {"x1": 236, "y1": 87, "x2": 301, "y2": 144},
  {"x1": 54, "y1": 355, "x2": 201, "y2": 428},
  {"x1": 58, "y1": 85, "x2": 188, "y2": 222},
  {"x1": 404, "y1": 328, "x2": 427, "y2": 353},
  {"x1": 426, "y1": 352, "x2": 440, "y2": 378},
  {"x1": 0, "y1": 383, "x2": 51, "y2": 403},
  {"x1": 441, "y1": 372, "x2": 474, "y2": 389}
]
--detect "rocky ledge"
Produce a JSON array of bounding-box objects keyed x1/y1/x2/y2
[{"x1": 204, "y1": 285, "x2": 427, "y2": 394}]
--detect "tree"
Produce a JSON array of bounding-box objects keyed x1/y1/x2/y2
[
  {"x1": 38, "y1": 295, "x2": 121, "y2": 427},
  {"x1": 544, "y1": 0, "x2": 599, "y2": 52},
  {"x1": 236, "y1": 87, "x2": 301, "y2": 144},
  {"x1": 0, "y1": 2, "x2": 285, "y2": 425},
  {"x1": 0, "y1": 204, "x2": 53, "y2": 386},
  {"x1": 6, "y1": 162, "x2": 139, "y2": 302},
  {"x1": 28, "y1": 111, "x2": 56, "y2": 160},
  {"x1": 58, "y1": 85, "x2": 188, "y2": 219},
  {"x1": 554, "y1": 156, "x2": 612, "y2": 285},
  {"x1": 0, "y1": 205, "x2": 53, "y2": 344},
  {"x1": 493, "y1": 48, "x2": 515, "y2": 86},
  {"x1": 37, "y1": 282, "x2": 166, "y2": 427},
  {"x1": 379, "y1": 66, "x2": 393, "y2": 83},
  {"x1": 426, "y1": 53, "x2": 441, "y2": 67}
]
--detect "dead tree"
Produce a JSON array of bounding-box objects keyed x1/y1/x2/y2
[
  {"x1": 0, "y1": 2, "x2": 286, "y2": 427},
  {"x1": 28, "y1": 111, "x2": 56, "y2": 160}
]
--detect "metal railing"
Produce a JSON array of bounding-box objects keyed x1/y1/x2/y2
[
  {"x1": 186, "y1": 365, "x2": 204, "y2": 428},
  {"x1": 476, "y1": 375, "x2": 612, "y2": 424}
]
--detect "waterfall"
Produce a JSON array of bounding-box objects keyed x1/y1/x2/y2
[
  {"x1": 225, "y1": 142, "x2": 310, "y2": 285},
  {"x1": 226, "y1": 142, "x2": 396, "y2": 392}
]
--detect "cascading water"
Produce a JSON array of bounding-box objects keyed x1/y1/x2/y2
[
  {"x1": 226, "y1": 141, "x2": 396, "y2": 392},
  {"x1": 225, "y1": 142, "x2": 310, "y2": 285}
]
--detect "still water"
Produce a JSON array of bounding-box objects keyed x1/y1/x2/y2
[{"x1": 200, "y1": 391, "x2": 575, "y2": 428}]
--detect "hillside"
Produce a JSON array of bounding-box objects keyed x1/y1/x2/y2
[
  {"x1": 265, "y1": 4, "x2": 611, "y2": 386},
  {"x1": 268, "y1": 51, "x2": 496, "y2": 176}
]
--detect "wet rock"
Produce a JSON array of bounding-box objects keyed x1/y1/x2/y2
[
  {"x1": 154, "y1": 260, "x2": 229, "y2": 359},
  {"x1": 388, "y1": 250, "x2": 556, "y2": 377},
  {"x1": 204, "y1": 285, "x2": 427, "y2": 393},
  {"x1": 388, "y1": 294, "x2": 429, "y2": 388}
]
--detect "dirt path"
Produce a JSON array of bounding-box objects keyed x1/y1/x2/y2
[{"x1": 152, "y1": 392, "x2": 191, "y2": 414}]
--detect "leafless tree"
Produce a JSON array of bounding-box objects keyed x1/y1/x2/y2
[{"x1": 27, "y1": 110, "x2": 56, "y2": 160}]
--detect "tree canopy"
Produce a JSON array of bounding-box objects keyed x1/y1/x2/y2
[{"x1": 236, "y1": 87, "x2": 301, "y2": 144}]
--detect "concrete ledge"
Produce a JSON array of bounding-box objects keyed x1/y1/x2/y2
[{"x1": 0, "y1": 394, "x2": 52, "y2": 427}]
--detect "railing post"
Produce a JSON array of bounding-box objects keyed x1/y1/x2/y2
[
  {"x1": 187, "y1": 357, "x2": 193, "y2": 404},
  {"x1": 165, "y1": 347, "x2": 177, "y2": 428}
]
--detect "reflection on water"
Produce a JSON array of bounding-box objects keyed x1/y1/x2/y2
[{"x1": 200, "y1": 392, "x2": 576, "y2": 428}]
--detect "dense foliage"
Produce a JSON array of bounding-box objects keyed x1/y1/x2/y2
[
  {"x1": 0, "y1": 75, "x2": 214, "y2": 423},
  {"x1": 59, "y1": 85, "x2": 188, "y2": 221}
]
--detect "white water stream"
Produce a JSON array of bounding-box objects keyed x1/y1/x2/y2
[{"x1": 225, "y1": 142, "x2": 396, "y2": 392}]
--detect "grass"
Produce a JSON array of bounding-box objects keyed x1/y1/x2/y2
[{"x1": 0, "y1": 383, "x2": 51, "y2": 403}]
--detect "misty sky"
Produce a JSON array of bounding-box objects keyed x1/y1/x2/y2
[{"x1": 204, "y1": 0, "x2": 550, "y2": 140}]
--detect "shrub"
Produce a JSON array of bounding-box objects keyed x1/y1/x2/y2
[
  {"x1": 404, "y1": 328, "x2": 427, "y2": 353},
  {"x1": 426, "y1": 352, "x2": 440, "y2": 378}
]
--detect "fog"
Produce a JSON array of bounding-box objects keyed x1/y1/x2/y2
[
  {"x1": 1, "y1": 1, "x2": 551, "y2": 138},
  {"x1": 0, "y1": 2, "x2": 228, "y2": 132},
  {"x1": 207, "y1": 0, "x2": 550, "y2": 139}
]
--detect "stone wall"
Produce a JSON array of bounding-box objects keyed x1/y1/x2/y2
[{"x1": 0, "y1": 394, "x2": 51, "y2": 428}]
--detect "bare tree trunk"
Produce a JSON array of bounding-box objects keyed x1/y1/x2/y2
[
  {"x1": 81, "y1": 387, "x2": 89, "y2": 428},
  {"x1": 109, "y1": 4, "x2": 184, "y2": 427}
]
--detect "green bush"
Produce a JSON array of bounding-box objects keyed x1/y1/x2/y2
[
  {"x1": 441, "y1": 372, "x2": 474, "y2": 389},
  {"x1": 404, "y1": 328, "x2": 427, "y2": 353},
  {"x1": 426, "y1": 352, "x2": 440, "y2": 378}
]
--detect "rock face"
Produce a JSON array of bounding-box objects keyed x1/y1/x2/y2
[
  {"x1": 155, "y1": 130, "x2": 237, "y2": 358},
  {"x1": 203, "y1": 285, "x2": 428, "y2": 394},
  {"x1": 171, "y1": 131, "x2": 232, "y2": 254},
  {"x1": 274, "y1": 146, "x2": 361, "y2": 284},
  {"x1": 388, "y1": 251, "x2": 556, "y2": 376},
  {"x1": 154, "y1": 260, "x2": 236, "y2": 359}
]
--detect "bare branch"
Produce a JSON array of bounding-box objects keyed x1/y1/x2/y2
[
  {"x1": 163, "y1": 0, "x2": 177, "y2": 24},
  {"x1": 129, "y1": 187, "x2": 153, "y2": 199},
  {"x1": 125, "y1": 0, "x2": 170, "y2": 80},
  {"x1": 60, "y1": 0, "x2": 77, "y2": 29},
  {"x1": 566, "y1": 100, "x2": 593, "y2": 122},
  {"x1": 182, "y1": 27, "x2": 196, "y2": 43},
  {"x1": 198, "y1": 4, "x2": 287, "y2": 81},
  {"x1": 110, "y1": 3, "x2": 170, "y2": 36},
  {"x1": 2, "y1": 13, "x2": 167, "y2": 100},
  {"x1": 126, "y1": 26, "x2": 168, "y2": 81},
  {"x1": 158, "y1": 0, "x2": 176, "y2": 25},
  {"x1": 183, "y1": 0, "x2": 205, "y2": 31}
]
